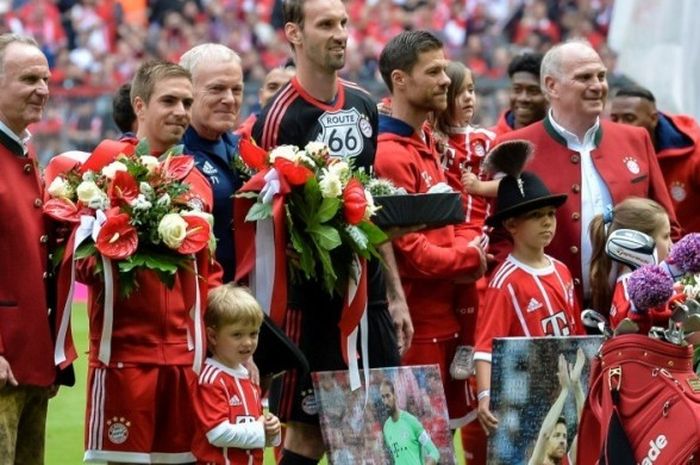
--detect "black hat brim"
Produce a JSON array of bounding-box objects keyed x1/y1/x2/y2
[{"x1": 485, "y1": 194, "x2": 568, "y2": 228}]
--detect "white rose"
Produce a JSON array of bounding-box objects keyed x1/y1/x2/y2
[
  {"x1": 158, "y1": 213, "x2": 188, "y2": 249},
  {"x1": 328, "y1": 160, "x2": 350, "y2": 179},
  {"x1": 101, "y1": 161, "x2": 128, "y2": 179},
  {"x1": 364, "y1": 190, "x2": 380, "y2": 220},
  {"x1": 295, "y1": 150, "x2": 315, "y2": 167},
  {"x1": 319, "y1": 169, "x2": 343, "y2": 198},
  {"x1": 140, "y1": 155, "x2": 160, "y2": 174},
  {"x1": 47, "y1": 176, "x2": 72, "y2": 199},
  {"x1": 304, "y1": 141, "x2": 328, "y2": 157},
  {"x1": 269, "y1": 145, "x2": 298, "y2": 162},
  {"x1": 76, "y1": 181, "x2": 103, "y2": 204}
]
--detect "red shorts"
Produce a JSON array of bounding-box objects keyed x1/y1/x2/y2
[
  {"x1": 84, "y1": 365, "x2": 196, "y2": 464},
  {"x1": 402, "y1": 336, "x2": 472, "y2": 428}
]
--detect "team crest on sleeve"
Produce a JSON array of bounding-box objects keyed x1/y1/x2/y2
[
  {"x1": 623, "y1": 156, "x2": 640, "y2": 174},
  {"x1": 317, "y1": 108, "x2": 367, "y2": 158},
  {"x1": 670, "y1": 181, "x2": 687, "y2": 202},
  {"x1": 107, "y1": 417, "x2": 131, "y2": 444}
]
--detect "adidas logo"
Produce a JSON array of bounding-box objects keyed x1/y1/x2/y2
[
  {"x1": 229, "y1": 395, "x2": 242, "y2": 406},
  {"x1": 202, "y1": 161, "x2": 217, "y2": 175},
  {"x1": 526, "y1": 298, "x2": 543, "y2": 313}
]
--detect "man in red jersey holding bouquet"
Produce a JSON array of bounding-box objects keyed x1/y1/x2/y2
[{"x1": 47, "y1": 60, "x2": 223, "y2": 464}]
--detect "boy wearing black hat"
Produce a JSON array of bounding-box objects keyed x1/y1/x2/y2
[{"x1": 472, "y1": 140, "x2": 582, "y2": 435}]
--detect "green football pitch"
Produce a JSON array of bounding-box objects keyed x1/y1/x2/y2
[{"x1": 45, "y1": 304, "x2": 466, "y2": 464}]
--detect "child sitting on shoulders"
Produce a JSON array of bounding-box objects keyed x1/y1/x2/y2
[{"x1": 192, "y1": 284, "x2": 281, "y2": 465}]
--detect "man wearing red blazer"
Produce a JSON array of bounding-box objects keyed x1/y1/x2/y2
[
  {"x1": 495, "y1": 39, "x2": 680, "y2": 308},
  {"x1": 0, "y1": 33, "x2": 66, "y2": 465}
]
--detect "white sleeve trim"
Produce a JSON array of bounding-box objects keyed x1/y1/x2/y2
[
  {"x1": 473, "y1": 351, "x2": 492, "y2": 363},
  {"x1": 206, "y1": 419, "x2": 265, "y2": 449}
]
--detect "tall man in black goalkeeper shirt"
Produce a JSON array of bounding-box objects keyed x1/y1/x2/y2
[{"x1": 252, "y1": 1, "x2": 411, "y2": 464}]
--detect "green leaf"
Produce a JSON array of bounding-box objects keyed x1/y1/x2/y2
[
  {"x1": 75, "y1": 242, "x2": 97, "y2": 260},
  {"x1": 235, "y1": 191, "x2": 260, "y2": 200},
  {"x1": 51, "y1": 244, "x2": 66, "y2": 270},
  {"x1": 308, "y1": 224, "x2": 342, "y2": 250},
  {"x1": 289, "y1": 227, "x2": 315, "y2": 280},
  {"x1": 168, "y1": 144, "x2": 184, "y2": 156},
  {"x1": 303, "y1": 177, "x2": 322, "y2": 215},
  {"x1": 317, "y1": 197, "x2": 341, "y2": 223},
  {"x1": 313, "y1": 243, "x2": 337, "y2": 295},
  {"x1": 358, "y1": 221, "x2": 389, "y2": 245},
  {"x1": 245, "y1": 202, "x2": 273, "y2": 222}
]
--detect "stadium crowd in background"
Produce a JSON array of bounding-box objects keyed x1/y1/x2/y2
[{"x1": 1, "y1": 0, "x2": 617, "y2": 165}]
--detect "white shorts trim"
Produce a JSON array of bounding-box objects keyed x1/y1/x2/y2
[{"x1": 84, "y1": 450, "x2": 196, "y2": 464}]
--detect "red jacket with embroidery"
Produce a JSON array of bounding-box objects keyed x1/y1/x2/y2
[
  {"x1": 474, "y1": 255, "x2": 582, "y2": 362},
  {"x1": 375, "y1": 116, "x2": 482, "y2": 341},
  {"x1": 493, "y1": 118, "x2": 680, "y2": 304},
  {"x1": 0, "y1": 140, "x2": 56, "y2": 387},
  {"x1": 46, "y1": 141, "x2": 223, "y2": 368},
  {"x1": 654, "y1": 113, "x2": 700, "y2": 233}
]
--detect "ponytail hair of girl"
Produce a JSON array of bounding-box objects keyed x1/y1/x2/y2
[{"x1": 588, "y1": 197, "x2": 668, "y2": 315}]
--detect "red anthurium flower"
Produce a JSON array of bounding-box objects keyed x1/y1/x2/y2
[
  {"x1": 163, "y1": 155, "x2": 194, "y2": 181},
  {"x1": 80, "y1": 139, "x2": 135, "y2": 174},
  {"x1": 343, "y1": 178, "x2": 367, "y2": 225},
  {"x1": 239, "y1": 138, "x2": 269, "y2": 171},
  {"x1": 43, "y1": 198, "x2": 81, "y2": 223},
  {"x1": 108, "y1": 171, "x2": 139, "y2": 205},
  {"x1": 273, "y1": 157, "x2": 313, "y2": 186},
  {"x1": 177, "y1": 215, "x2": 211, "y2": 254},
  {"x1": 96, "y1": 213, "x2": 138, "y2": 259}
]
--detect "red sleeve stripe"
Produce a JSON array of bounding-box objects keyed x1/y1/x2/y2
[{"x1": 261, "y1": 84, "x2": 299, "y2": 150}]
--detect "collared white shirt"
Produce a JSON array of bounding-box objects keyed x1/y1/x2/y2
[
  {"x1": 548, "y1": 110, "x2": 612, "y2": 298},
  {"x1": 0, "y1": 120, "x2": 31, "y2": 156}
]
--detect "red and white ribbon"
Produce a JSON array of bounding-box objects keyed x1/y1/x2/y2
[{"x1": 341, "y1": 256, "x2": 370, "y2": 395}]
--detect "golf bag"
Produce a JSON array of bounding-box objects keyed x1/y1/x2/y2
[{"x1": 577, "y1": 334, "x2": 700, "y2": 465}]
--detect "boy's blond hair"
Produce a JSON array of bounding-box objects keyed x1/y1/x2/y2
[{"x1": 205, "y1": 284, "x2": 264, "y2": 329}]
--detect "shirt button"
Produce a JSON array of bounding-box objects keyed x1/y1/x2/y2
[
  {"x1": 24, "y1": 163, "x2": 32, "y2": 173},
  {"x1": 34, "y1": 198, "x2": 43, "y2": 208},
  {"x1": 571, "y1": 212, "x2": 580, "y2": 221},
  {"x1": 570, "y1": 154, "x2": 580, "y2": 164},
  {"x1": 39, "y1": 234, "x2": 49, "y2": 244},
  {"x1": 574, "y1": 278, "x2": 581, "y2": 286},
  {"x1": 570, "y1": 245, "x2": 579, "y2": 254},
  {"x1": 571, "y1": 184, "x2": 580, "y2": 193}
]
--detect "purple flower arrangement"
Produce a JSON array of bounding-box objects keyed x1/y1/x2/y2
[
  {"x1": 667, "y1": 233, "x2": 700, "y2": 274},
  {"x1": 627, "y1": 264, "x2": 674, "y2": 313}
]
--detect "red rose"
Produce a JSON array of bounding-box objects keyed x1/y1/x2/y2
[
  {"x1": 177, "y1": 215, "x2": 212, "y2": 255},
  {"x1": 96, "y1": 213, "x2": 138, "y2": 259},
  {"x1": 343, "y1": 178, "x2": 367, "y2": 225}
]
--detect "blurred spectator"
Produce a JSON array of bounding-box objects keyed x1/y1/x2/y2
[{"x1": 15, "y1": 0, "x2": 616, "y2": 162}]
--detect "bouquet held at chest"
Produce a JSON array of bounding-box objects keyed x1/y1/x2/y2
[
  {"x1": 44, "y1": 139, "x2": 214, "y2": 295},
  {"x1": 235, "y1": 139, "x2": 387, "y2": 296}
]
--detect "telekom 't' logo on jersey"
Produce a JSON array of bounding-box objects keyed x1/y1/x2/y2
[{"x1": 540, "y1": 311, "x2": 571, "y2": 336}]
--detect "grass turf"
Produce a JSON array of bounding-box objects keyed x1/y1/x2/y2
[{"x1": 45, "y1": 304, "x2": 466, "y2": 464}]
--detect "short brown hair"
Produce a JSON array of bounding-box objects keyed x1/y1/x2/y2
[
  {"x1": 283, "y1": 0, "x2": 307, "y2": 28},
  {"x1": 130, "y1": 59, "x2": 191, "y2": 106},
  {"x1": 206, "y1": 284, "x2": 264, "y2": 329}
]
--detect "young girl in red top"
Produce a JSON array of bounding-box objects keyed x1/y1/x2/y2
[{"x1": 588, "y1": 197, "x2": 672, "y2": 329}]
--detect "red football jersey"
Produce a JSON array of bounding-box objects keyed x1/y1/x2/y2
[
  {"x1": 608, "y1": 273, "x2": 632, "y2": 330},
  {"x1": 192, "y1": 358, "x2": 267, "y2": 465},
  {"x1": 442, "y1": 126, "x2": 496, "y2": 229},
  {"x1": 474, "y1": 255, "x2": 581, "y2": 361}
]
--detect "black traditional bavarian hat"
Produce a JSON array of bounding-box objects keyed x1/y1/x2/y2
[{"x1": 483, "y1": 139, "x2": 568, "y2": 227}]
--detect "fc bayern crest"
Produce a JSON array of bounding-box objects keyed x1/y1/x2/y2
[
  {"x1": 670, "y1": 182, "x2": 687, "y2": 202},
  {"x1": 107, "y1": 417, "x2": 131, "y2": 444},
  {"x1": 623, "y1": 156, "x2": 640, "y2": 174},
  {"x1": 301, "y1": 389, "x2": 319, "y2": 415},
  {"x1": 470, "y1": 140, "x2": 486, "y2": 158}
]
